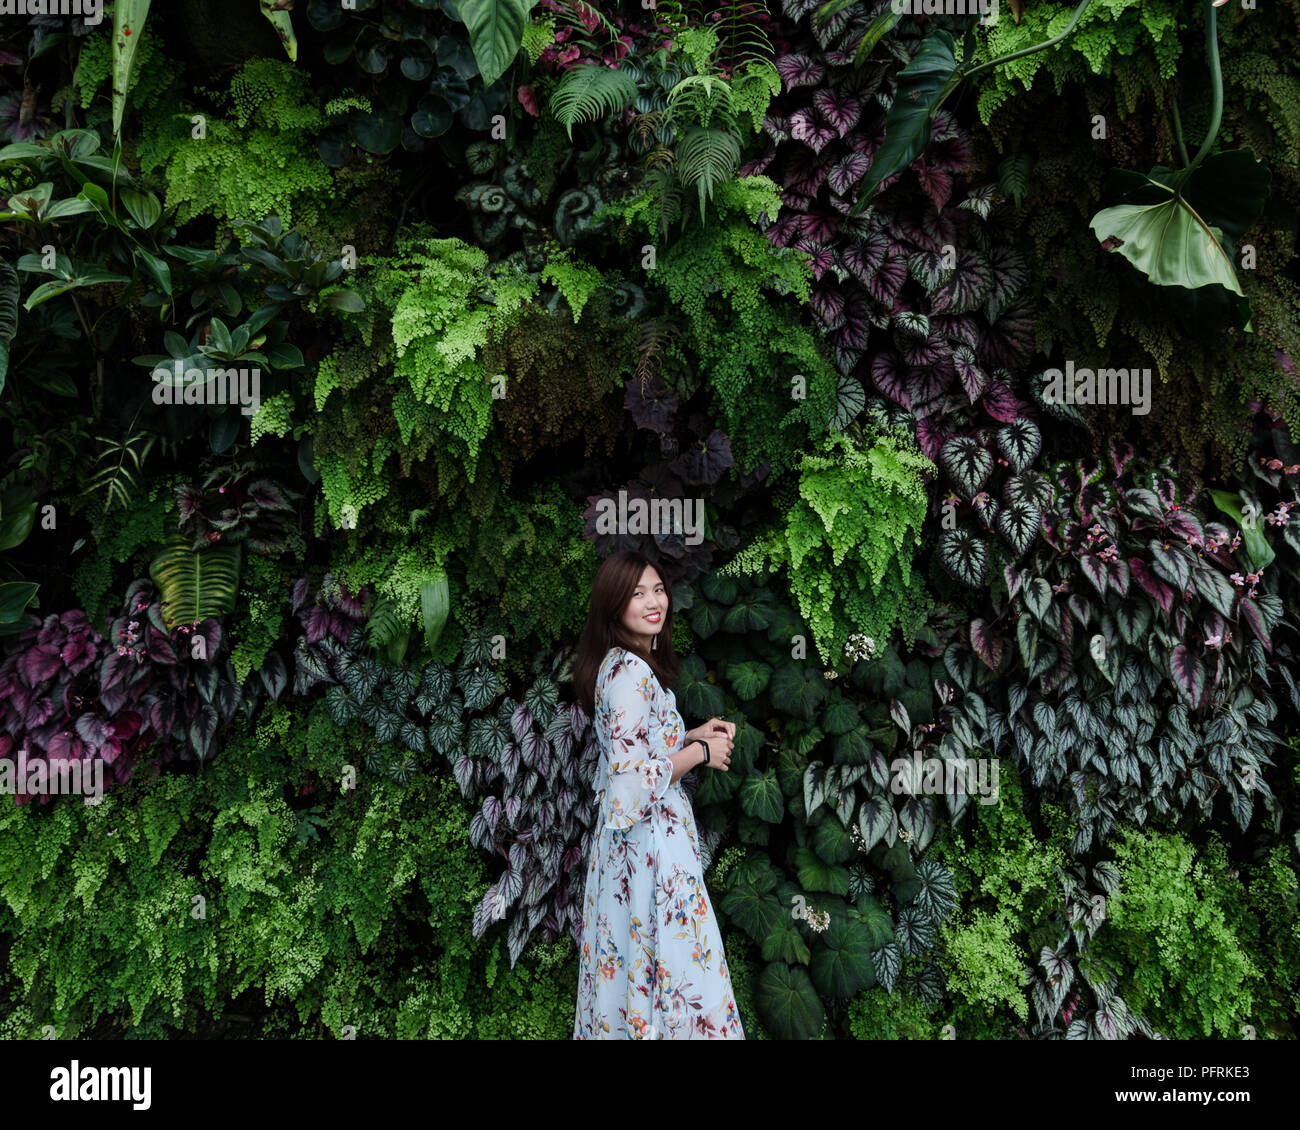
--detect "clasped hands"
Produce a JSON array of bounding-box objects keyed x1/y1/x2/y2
[{"x1": 685, "y1": 717, "x2": 736, "y2": 771}]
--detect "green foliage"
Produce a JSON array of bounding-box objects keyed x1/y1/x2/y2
[
  {"x1": 549, "y1": 64, "x2": 639, "y2": 139},
  {"x1": 601, "y1": 176, "x2": 837, "y2": 478},
  {"x1": 148, "y1": 534, "x2": 241, "y2": 630},
  {"x1": 962, "y1": 0, "x2": 1187, "y2": 126},
  {"x1": 71, "y1": 481, "x2": 171, "y2": 627},
  {"x1": 1083, "y1": 826, "x2": 1269, "y2": 1038},
  {"x1": 848, "y1": 978, "x2": 945, "y2": 1040},
  {"x1": 0, "y1": 718, "x2": 576, "y2": 1039},
  {"x1": 134, "y1": 59, "x2": 333, "y2": 229},
  {"x1": 730, "y1": 428, "x2": 933, "y2": 667},
  {"x1": 313, "y1": 229, "x2": 538, "y2": 528},
  {"x1": 928, "y1": 767, "x2": 1067, "y2": 1025}
]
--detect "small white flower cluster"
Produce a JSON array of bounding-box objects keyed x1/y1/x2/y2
[
  {"x1": 844, "y1": 633, "x2": 877, "y2": 662},
  {"x1": 849, "y1": 824, "x2": 869, "y2": 854}
]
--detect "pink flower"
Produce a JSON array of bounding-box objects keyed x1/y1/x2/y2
[{"x1": 517, "y1": 84, "x2": 539, "y2": 116}]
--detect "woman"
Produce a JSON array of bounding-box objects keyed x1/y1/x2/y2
[{"x1": 571, "y1": 549, "x2": 745, "y2": 1039}]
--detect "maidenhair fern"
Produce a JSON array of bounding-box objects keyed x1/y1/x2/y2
[
  {"x1": 959, "y1": 0, "x2": 1187, "y2": 126},
  {"x1": 732, "y1": 428, "x2": 934, "y2": 667}
]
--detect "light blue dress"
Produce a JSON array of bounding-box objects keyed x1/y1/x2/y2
[{"x1": 572, "y1": 646, "x2": 744, "y2": 1039}]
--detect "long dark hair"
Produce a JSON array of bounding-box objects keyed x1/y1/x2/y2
[{"x1": 571, "y1": 550, "x2": 681, "y2": 718}]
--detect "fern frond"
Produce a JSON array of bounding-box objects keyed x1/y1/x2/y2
[
  {"x1": 676, "y1": 126, "x2": 742, "y2": 224},
  {"x1": 366, "y1": 595, "x2": 406, "y2": 649},
  {"x1": 0, "y1": 258, "x2": 18, "y2": 344},
  {"x1": 645, "y1": 145, "x2": 676, "y2": 173},
  {"x1": 635, "y1": 319, "x2": 684, "y2": 394},
  {"x1": 998, "y1": 152, "x2": 1032, "y2": 209},
  {"x1": 629, "y1": 109, "x2": 668, "y2": 150},
  {"x1": 550, "y1": 0, "x2": 621, "y2": 56},
  {"x1": 712, "y1": 1, "x2": 775, "y2": 73},
  {"x1": 641, "y1": 165, "x2": 685, "y2": 243},
  {"x1": 82, "y1": 432, "x2": 156, "y2": 515},
  {"x1": 665, "y1": 73, "x2": 736, "y2": 131},
  {"x1": 549, "y1": 63, "x2": 639, "y2": 139},
  {"x1": 653, "y1": 0, "x2": 697, "y2": 40}
]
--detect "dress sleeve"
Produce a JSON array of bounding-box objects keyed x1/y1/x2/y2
[{"x1": 600, "y1": 656, "x2": 677, "y2": 832}]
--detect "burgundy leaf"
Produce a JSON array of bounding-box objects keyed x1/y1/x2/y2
[
  {"x1": 682, "y1": 430, "x2": 734, "y2": 486},
  {"x1": 738, "y1": 148, "x2": 776, "y2": 179},
  {"x1": 795, "y1": 239, "x2": 836, "y2": 281},
  {"x1": 813, "y1": 88, "x2": 861, "y2": 136},
  {"x1": 810, "y1": 285, "x2": 847, "y2": 331},
  {"x1": 870, "y1": 352, "x2": 911, "y2": 409},
  {"x1": 1238, "y1": 597, "x2": 1270, "y2": 649},
  {"x1": 789, "y1": 107, "x2": 837, "y2": 153},
  {"x1": 867, "y1": 254, "x2": 907, "y2": 305},
  {"x1": 915, "y1": 162, "x2": 954, "y2": 210},
  {"x1": 981, "y1": 380, "x2": 1027, "y2": 423},
  {"x1": 799, "y1": 209, "x2": 841, "y2": 243},
  {"x1": 842, "y1": 231, "x2": 889, "y2": 285},
  {"x1": 984, "y1": 244, "x2": 1030, "y2": 317},
  {"x1": 624, "y1": 373, "x2": 679, "y2": 433},
  {"x1": 769, "y1": 212, "x2": 805, "y2": 246},
  {"x1": 762, "y1": 114, "x2": 791, "y2": 143},
  {"x1": 828, "y1": 151, "x2": 870, "y2": 197},
  {"x1": 1131, "y1": 557, "x2": 1174, "y2": 616},
  {"x1": 1079, "y1": 554, "x2": 1108, "y2": 596},
  {"x1": 775, "y1": 53, "x2": 825, "y2": 90},
  {"x1": 915, "y1": 417, "x2": 945, "y2": 461},
  {"x1": 785, "y1": 147, "x2": 829, "y2": 197},
  {"x1": 932, "y1": 249, "x2": 994, "y2": 314},
  {"x1": 970, "y1": 618, "x2": 1005, "y2": 671},
  {"x1": 1170, "y1": 645, "x2": 1206, "y2": 710},
  {"x1": 20, "y1": 644, "x2": 62, "y2": 688},
  {"x1": 245, "y1": 480, "x2": 294, "y2": 512},
  {"x1": 832, "y1": 292, "x2": 872, "y2": 351},
  {"x1": 953, "y1": 344, "x2": 988, "y2": 402},
  {"x1": 1105, "y1": 557, "x2": 1131, "y2": 596},
  {"x1": 301, "y1": 605, "x2": 332, "y2": 646}
]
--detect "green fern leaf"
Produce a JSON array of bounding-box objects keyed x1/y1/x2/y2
[
  {"x1": 0, "y1": 259, "x2": 17, "y2": 343},
  {"x1": 148, "y1": 534, "x2": 241, "y2": 629},
  {"x1": 998, "y1": 153, "x2": 1032, "y2": 209},
  {"x1": 549, "y1": 64, "x2": 638, "y2": 139},
  {"x1": 677, "y1": 126, "x2": 741, "y2": 223}
]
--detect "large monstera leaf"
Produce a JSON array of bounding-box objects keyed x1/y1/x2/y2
[{"x1": 148, "y1": 534, "x2": 240, "y2": 629}]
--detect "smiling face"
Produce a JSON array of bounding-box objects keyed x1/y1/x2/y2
[{"x1": 620, "y1": 565, "x2": 667, "y2": 655}]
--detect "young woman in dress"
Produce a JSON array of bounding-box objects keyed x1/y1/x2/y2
[{"x1": 571, "y1": 549, "x2": 745, "y2": 1039}]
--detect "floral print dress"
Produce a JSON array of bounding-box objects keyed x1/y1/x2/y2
[{"x1": 573, "y1": 646, "x2": 744, "y2": 1039}]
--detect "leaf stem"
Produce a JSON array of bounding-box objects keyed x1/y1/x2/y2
[
  {"x1": 1171, "y1": 99, "x2": 1190, "y2": 168},
  {"x1": 962, "y1": 0, "x2": 1095, "y2": 82},
  {"x1": 1188, "y1": 0, "x2": 1223, "y2": 172}
]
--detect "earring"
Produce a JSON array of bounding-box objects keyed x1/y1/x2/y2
[{"x1": 651, "y1": 633, "x2": 657, "y2": 651}]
